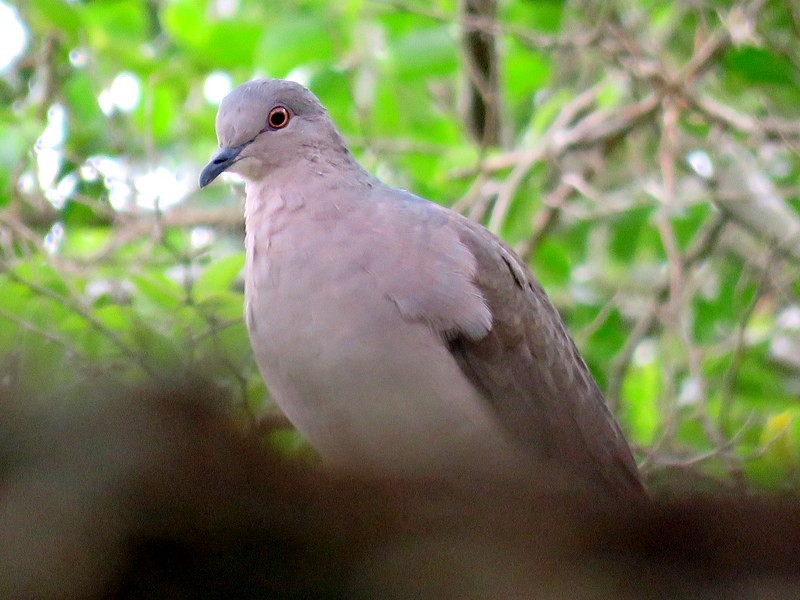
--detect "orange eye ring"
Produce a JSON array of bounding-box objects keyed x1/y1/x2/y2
[{"x1": 267, "y1": 106, "x2": 290, "y2": 130}]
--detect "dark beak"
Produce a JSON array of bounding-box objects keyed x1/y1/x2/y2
[{"x1": 199, "y1": 144, "x2": 247, "y2": 188}]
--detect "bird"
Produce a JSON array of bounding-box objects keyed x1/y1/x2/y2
[{"x1": 199, "y1": 78, "x2": 644, "y2": 499}]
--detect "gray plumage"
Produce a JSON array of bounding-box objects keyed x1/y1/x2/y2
[{"x1": 200, "y1": 79, "x2": 644, "y2": 499}]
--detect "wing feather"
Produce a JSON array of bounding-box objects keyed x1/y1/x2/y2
[{"x1": 444, "y1": 213, "x2": 644, "y2": 498}]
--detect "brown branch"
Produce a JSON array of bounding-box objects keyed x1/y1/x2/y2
[
  {"x1": 688, "y1": 94, "x2": 800, "y2": 141},
  {"x1": 0, "y1": 261, "x2": 157, "y2": 377},
  {"x1": 606, "y1": 214, "x2": 729, "y2": 409},
  {"x1": 516, "y1": 176, "x2": 572, "y2": 263},
  {"x1": 0, "y1": 306, "x2": 91, "y2": 364},
  {"x1": 460, "y1": 92, "x2": 661, "y2": 178}
]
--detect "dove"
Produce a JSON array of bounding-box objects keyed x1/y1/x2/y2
[{"x1": 200, "y1": 79, "x2": 643, "y2": 498}]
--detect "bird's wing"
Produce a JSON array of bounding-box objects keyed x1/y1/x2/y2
[
  {"x1": 441, "y1": 210, "x2": 644, "y2": 497},
  {"x1": 369, "y1": 187, "x2": 642, "y2": 497}
]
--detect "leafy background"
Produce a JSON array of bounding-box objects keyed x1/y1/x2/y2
[{"x1": 2, "y1": 0, "x2": 799, "y2": 491}]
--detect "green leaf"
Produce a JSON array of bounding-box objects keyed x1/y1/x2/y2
[
  {"x1": 61, "y1": 227, "x2": 113, "y2": 259},
  {"x1": 161, "y1": 0, "x2": 207, "y2": 46},
  {"x1": 25, "y1": 0, "x2": 82, "y2": 43},
  {"x1": 93, "y1": 305, "x2": 130, "y2": 332},
  {"x1": 130, "y1": 273, "x2": 185, "y2": 309},
  {"x1": 505, "y1": 44, "x2": 551, "y2": 126},
  {"x1": 608, "y1": 205, "x2": 653, "y2": 261},
  {"x1": 531, "y1": 239, "x2": 571, "y2": 286},
  {"x1": 193, "y1": 253, "x2": 245, "y2": 300},
  {"x1": 63, "y1": 72, "x2": 110, "y2": 154},
  {"x1": 502, "y1": 0, "x2": 564, "y2": 33},
  {"x1": 724, "y1": 46, "x2": 797, "y2": 86},
  {"x1": 205, "y1": 21, "x2": 261, "y2": 69},
  {"x1": 81, "y1": 0, "x2": 150, "y2": 48},
  {"x1": 387, "y1": 27, "x2": 458, "y2": 79},
  {"x1": 621, "y1": 352, "x2": 661, "y2": 445},
  {"x1": 131, "y1": 319, "x2": 184, "y2": 370},
  {"x1": 528, "y1": 89, "x2": 569, "y2": 136},
  {"x1": 254, "y1": 15, "x2": 334, "y2": 75},
  {"x1": 10, "y1": 262, "x2": 71, "y2": 298},
  {"x1": 134, "y1": 80, "x2": 179, "y2": 144}
]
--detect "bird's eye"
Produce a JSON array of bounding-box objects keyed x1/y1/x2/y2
[{"x1": 267, "y1": 106, "x2": 290, "y2": 130}]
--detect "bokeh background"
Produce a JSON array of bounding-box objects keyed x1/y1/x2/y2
[{"x1": 1, "y1": 0, "x2": 799, "y2": 491}]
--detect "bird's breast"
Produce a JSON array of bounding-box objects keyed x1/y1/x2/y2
[{"x1": 242, "y1": 197, "x2": 526, "y2": 475}]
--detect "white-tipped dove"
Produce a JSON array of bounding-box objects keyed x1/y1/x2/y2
[{"x1": 200, "y1": 79, "x2": 644, "y2": 498}]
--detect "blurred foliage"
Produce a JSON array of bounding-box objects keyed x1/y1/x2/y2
[{"x1": 1, "y1": 0, "x2": 800, "y2": 491}]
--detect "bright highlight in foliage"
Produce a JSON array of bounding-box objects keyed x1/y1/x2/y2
[{"x1": 0, "y1": 2, "x2": 26, "y2": 72}]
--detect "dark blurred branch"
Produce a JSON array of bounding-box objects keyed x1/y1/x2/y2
[{"x1": 459, "y1": 0, "x2": 500, "y2": 147}]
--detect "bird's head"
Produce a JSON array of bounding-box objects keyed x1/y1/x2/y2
[{"x1": 199, "y1": 78, "x2": 344, "y2": 187}]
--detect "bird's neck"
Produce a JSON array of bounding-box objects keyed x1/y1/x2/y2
[{"x1": 244, "y1": 158, "x2": 375, "y2": 225}]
